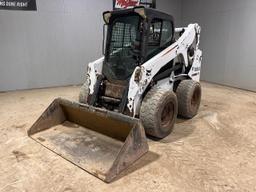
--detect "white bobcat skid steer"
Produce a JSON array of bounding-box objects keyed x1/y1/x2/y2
[
  {"x1": 80, "y1": 7, "x2": 202, "y2": 137},
  {"x1": 28, "y1": 5, "x2": 202, "y2": 183}
]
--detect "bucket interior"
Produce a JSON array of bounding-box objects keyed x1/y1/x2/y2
[{"x1": 29, "y1": 99, "x2": 137, "y2": 179}]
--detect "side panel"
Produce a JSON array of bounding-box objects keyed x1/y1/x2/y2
[
  {"x1": 188, "y1": 49, "x2": 203, "y2": 82},
  {"x1": 128, "y1": 24, "x2": 202, "y2": 116},
  {"x1": 87, "y1": 57, "x2": 104, "y2": 95}
]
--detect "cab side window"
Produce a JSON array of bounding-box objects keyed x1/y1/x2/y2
[
  {"x1": 146, "y1": 19, "x2": 173, "y2": 60},
  {"x1": 161, "y1": 20, "x2": 173, "y2": 47},
  {"x1": 148, "y1": 19, "x2": 162, "y2": 52}
]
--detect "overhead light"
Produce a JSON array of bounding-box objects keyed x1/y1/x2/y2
[
  {"x1": 103, "y1": 11, "x2": 111, "y2": 24},
  {"x1": 134, "y1": 7, "x2": 146, "y2": 19}
]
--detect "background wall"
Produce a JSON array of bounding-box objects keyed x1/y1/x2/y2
[
  {"x1": 0, "y1": 0, "x2": 181, "y2": 92},
  {"x1": 182, "y1": 0, "x2": 256, "y2": 92}
]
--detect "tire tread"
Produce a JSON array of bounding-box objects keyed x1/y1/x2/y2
[
  {"x1": 176, "y1": 80, "x2": 201, "y2": 118},
  {"x1": 140, "y1": 88, "x2": 177, "y2": 138}
]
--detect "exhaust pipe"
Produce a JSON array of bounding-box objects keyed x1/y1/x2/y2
[{"x1": 28, "y1": 98, "x2": 148, "y2": 183}]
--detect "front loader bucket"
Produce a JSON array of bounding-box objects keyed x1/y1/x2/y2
[{"x1": 28, "y1": 98, "x2": 148, "y2": 183}]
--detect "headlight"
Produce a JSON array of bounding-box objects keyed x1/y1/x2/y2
[
  {"x1": 134, "y1": 7, "x2": 146, "y2": 19},
  {"x1": 134, "y1": 67, "x2": 142, "y2": 83},
  {"x1": 103, "y1": 11, "x2": 111, "y2": 24}
]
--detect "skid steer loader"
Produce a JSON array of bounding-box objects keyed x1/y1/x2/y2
[{"x1": 28, "y1": 1, "x2": 202, "y2": 183}]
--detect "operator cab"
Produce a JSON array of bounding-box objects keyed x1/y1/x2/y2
[
  {"x1": 95, "y1": 7, "x2": 174, "y2": 113},
  {"x1": 103, "y1": 7, "x2": 175, "y2": 82}
]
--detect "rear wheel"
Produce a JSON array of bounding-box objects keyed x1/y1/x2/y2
[
  {"x1": 176, "y1": 80, "x2": 202, "y2": 119},
  {"x1": 140, "y1": 88, "x2": 178, "y2": 139},
  {"x1": 79, "y1": 79, "x2": 89, "y2": 104}
]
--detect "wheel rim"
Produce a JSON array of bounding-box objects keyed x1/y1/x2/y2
[
  {"x1": 161, "y1": 101, "x2": 174, "y2": 128},
  {"x1": 191, "y1": 86, "x2": 201, "y2": 111}
]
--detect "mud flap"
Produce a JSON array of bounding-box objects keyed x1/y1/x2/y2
[{"x1": 28, "y1": 98, "x2": 149, "y2": 183}]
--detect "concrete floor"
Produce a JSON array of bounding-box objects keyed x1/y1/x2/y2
[{"x1": 0, "y1": 82, "x2": 256, "y2": 192}]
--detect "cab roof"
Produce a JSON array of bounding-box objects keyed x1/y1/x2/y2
[{"x1": 104, "y1": 6, "x2": 174, "y2": 22}]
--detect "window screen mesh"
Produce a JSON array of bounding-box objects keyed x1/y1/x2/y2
[
  {"x1": 104, "y1": 15, "x2": 140, "y2": 81},
  {"x1": 110, "y1": 22, "x2": 136, "y2": 57}
]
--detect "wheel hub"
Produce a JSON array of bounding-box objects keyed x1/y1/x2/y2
[
  {"x1": 161, "y1": 102, "x2": 174, "y2": 127},
  {"x1": 191, "y1": 86, "x2": 201, "y2": 110}
]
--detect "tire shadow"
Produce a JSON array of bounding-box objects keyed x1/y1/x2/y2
[
  {"x1": 112, "y1": 118, "x2": 195, "y2": 182},
  {"x1": 155, "y1": 117, "x2": 196, "y2": 144},
  {"x1": 112, "y1": 151, "x2": 160, "y2": 182}
]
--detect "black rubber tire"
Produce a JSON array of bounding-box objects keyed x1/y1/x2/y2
[
  {"x1": 79, "y1": 79, "x2": 89, "y2": 104},
  {"x1": 140, "y1": 88, "x2": 178, "y2": 139},
  {"x1": 176, "y1": 80, "x2": 202, "y2": 119}
]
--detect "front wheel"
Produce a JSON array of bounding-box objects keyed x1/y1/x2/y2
[{"x1": 140, "y1": 88, "x2": 178, "y2": 139}]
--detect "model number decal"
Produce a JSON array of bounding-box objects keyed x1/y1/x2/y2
[{"x1": 192, "y1": 67, "x2": 201, "y2": 72}]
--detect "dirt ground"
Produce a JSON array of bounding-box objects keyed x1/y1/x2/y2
[{"x1": 0, "y1": 82, "x2": 256, "y2": 192}]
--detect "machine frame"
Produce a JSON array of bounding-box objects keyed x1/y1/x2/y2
[{"x1": 86, "y1": 7, "x2": 202, "y2": 117}]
